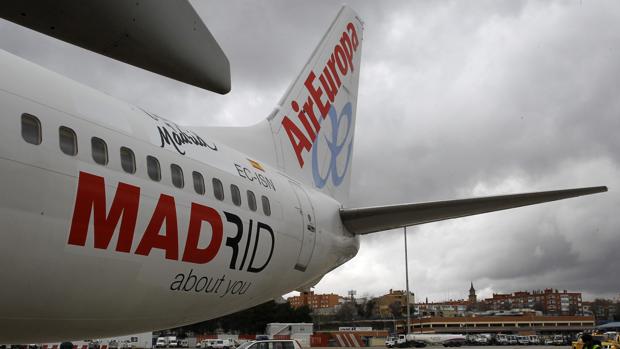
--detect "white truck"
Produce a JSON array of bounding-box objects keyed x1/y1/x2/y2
[
  {"x1": 517, "y1": 336, "x2": 530, "y2": 345},
  {"x1": 167, "y1": 337, "x2": 179, "y2": 348},
  {"x1": 385, "y1": 337, "x2": 397, "y2": 348},
  {"x1": 211, "y1": 339, "x2": 234, "y2": 349},
  {"x1": 494, "y1": 334, "x2": 509, "y2": 345},
  {"x1": 155, "y1": 337, "x2": 178, "y2": 348},
  {"x1": 156, "y1": 338, "x2": 167, "y2": 348},
  {"x1": 506, "y1": 335, "x2": 518, "y2": 345},
  {"x1": 200, "y1": 340, "x2": 216, "y2": 349},
  {"x1": 474, "y1": 334, "x2": 491, "y2": 345},
  {"x1": 552, "y1": 335, "x2": 565, "y2": 345}
]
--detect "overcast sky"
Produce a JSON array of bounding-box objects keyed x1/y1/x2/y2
[{"x1": 1, "y1": 0, "x2": 618, "y2": 303}]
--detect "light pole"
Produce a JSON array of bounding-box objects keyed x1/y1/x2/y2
[{"x1": 404, "y1": 226, "x2": 411, "y2": 335}]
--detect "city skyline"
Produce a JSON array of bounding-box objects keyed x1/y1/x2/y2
[{"x1": 290, "y1": 283, "x2": 618, "y2": 304}]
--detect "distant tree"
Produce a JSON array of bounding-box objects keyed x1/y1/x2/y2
[
  {"x1": 354, "y1": 302, "x2": 365, "y2": 319},
  {"x1": 477, "y1": 302, "x2": 490, "y2": 312},
  {"x1": 533, "y1": 301, "x2": 545, "y2": 313},
  {"x1": 336, "y1": 302, "x2": 358, "y2": 321},
  {"x1": 499, "y1": 301, "x2": 511, "y2": 311},
  {"x1": 389, "y1": 301, "x2": 403, "y2": 318},
  {"x1": 568, "y1": 304, "x2": 580, "y2": 316},
  {"x1": 363, "y1": 298, "x2": 378, "y2": 319},
  {"x1": 181, "y1": 300, "x2": 311, "y2": 334},
  {"x1": 592, "y1": 298, "x2": 614, "y2": 320}
]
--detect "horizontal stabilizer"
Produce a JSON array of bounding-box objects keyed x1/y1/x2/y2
[
  {"x1": 340, "y1": 186, "x2": 608, "y2": 235},
  {"x1": 0, "y1": 0, "x2": 230, "y2": 94}
]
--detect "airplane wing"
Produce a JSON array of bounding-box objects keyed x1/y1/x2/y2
[
  {"x1": 340, "y1": 186, "x2": 608, "y2": 235},
  {"x1": 0, "y1": 0, "x2": 230, "y2": 94}
]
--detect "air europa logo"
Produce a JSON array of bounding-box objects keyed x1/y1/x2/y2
[
  {"x1": 312, "y1": 102, "x2": 353, "y2": 188},
  {"x1": 281, "y1": 22, "x2": 359, "y2": 181}
]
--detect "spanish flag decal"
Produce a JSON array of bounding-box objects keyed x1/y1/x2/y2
[{"x1": 247, "y1": 158, "x2": 265, "y2": 172}]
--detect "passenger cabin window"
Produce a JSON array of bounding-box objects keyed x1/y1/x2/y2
[
  {"x1": 21, "y1": 113, "x2": 42, "y2": 145},
  {"x1": 147, "y1": 155, "x2": 161, "y2": 181},
  {"x1": 247, "y1": 190, "x2": 257, "y2": 212},
  {"x1": 58, "y1": 126, "x2": 77, "y2": 156},
  {"x1": 261, "y1": 195, "x2": 271, "y2": 216},
  {"x1": 192, "y1": 171, "x2": 205, "y2": 195},
  {"x1": 212, "y1": 178, "x2": 224, "y2": 201},
  {"x1": 171, "y1": 164, "x2": 184, "y2": 188},
  {"x1": 91, "y1": 137, "x2": 108, "y2": 165},
  {"x1": 120, "y1": 147, "x2": 136, "y2": 174},
  {"x1": 231, "y1": 184, "x2": 241, "y2": 206}
]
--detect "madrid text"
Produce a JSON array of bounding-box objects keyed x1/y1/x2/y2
[{"x1": 67, "y1": 172, "x2": 275, "y2": 291}]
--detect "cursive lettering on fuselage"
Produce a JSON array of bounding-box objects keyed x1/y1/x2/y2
[{"x1": 158, "y1": 125, "x2": 217, "y2": 155}]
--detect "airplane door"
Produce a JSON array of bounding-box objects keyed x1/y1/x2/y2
[{"x1": 290, "y1": 181, "x2": 316, "y2": 272}]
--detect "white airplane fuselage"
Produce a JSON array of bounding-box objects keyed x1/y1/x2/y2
[
  {"x1": 1, "y1": 4, "x2": 607, "y2": 343},
  {"x1": 0, "y1": 49, "x2": 359, "y2": 341}
]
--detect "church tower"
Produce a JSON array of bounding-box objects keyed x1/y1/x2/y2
[{"x1": 468, "y1": 282, "x2": 477, "y2": 304}]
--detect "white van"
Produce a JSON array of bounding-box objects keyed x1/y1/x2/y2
[
  {"x1": 507, "y1": 335, "x2": 518, "y2": 345},
  {"x1": 201, "y1": 340, "x2": 216, "y2": 349},
  {"x1": 495, "y1": 334, "x2": 508, "y2": 345},
  {"x1": 212, "y1": 340, "x2": 234, "y2": 349},
  {"x1": 156, "y1": 338, "x2": 167, "y2": 348}
]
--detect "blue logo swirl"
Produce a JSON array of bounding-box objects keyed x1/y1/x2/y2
[{"x1": 312, "y1": 102, "x2": 353, "y2": 188}]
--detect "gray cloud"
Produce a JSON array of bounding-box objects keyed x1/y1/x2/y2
[{"x1": 1, "y1": 0, "x2": 618, "y2": 302}]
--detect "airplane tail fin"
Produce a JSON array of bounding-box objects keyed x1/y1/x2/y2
[
  {"x1": 203, "y1": 6, "x2": 363, "y2": 205},
  {"x1": 268, "y1": 6, "x2": 363, "y2": 204}
]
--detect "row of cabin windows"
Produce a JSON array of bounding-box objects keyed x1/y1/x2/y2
[{"x1": 21, "y1": 113, "x2": 272, "y2": 216}]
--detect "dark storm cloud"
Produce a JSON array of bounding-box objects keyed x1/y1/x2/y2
[
  {"x1": 318, "y1": 0, "x2": 620, "y2": 301},
  {"x1": 0, "y1": 0, "x2": 617, "y2": 301}
]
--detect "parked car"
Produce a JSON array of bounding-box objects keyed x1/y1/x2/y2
[
  {"x1": 517, "y1": 336, "x2": 530, "y2": 345},
  {"x1": 212, "y1": 340, "x2": 234, "y2": 349},
  {"x1": 553, "y1": 335, "x2": 566, "y2": 345},
  {"x1": 201, "y1": 340, "x2": 217, "y2": 349},
  {"x1": 385, "y1": 337, "x2": 397, "y2": 348},
  {"x1": 168, "y1": 337, "x2": 179, "y2": 348},
  {"x1": 474, "y1": 335, "x2": 491, "y2": 345},
  {"x1": 507, "y1": 335, "x2": 518, "y2": 345},
  {"x1": 156, "y1": 338, "x2": 167, "y2": 348},
  {"x1": 495, "y1": 334, "x2": 509, "y2": 345},
  {"x1": 529, "y1": 335, "x2": 540, "y2": 345}
]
